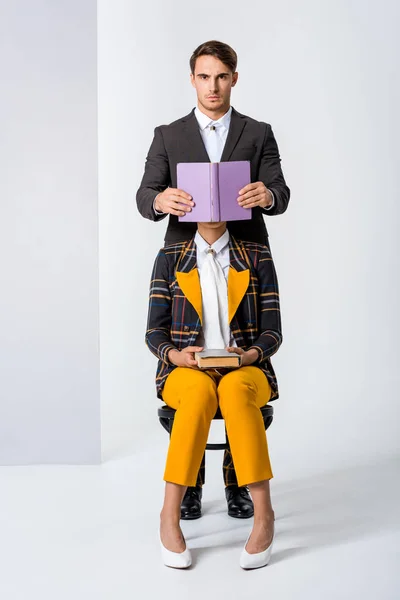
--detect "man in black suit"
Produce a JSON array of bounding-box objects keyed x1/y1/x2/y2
[{"x1": 136, "y1": 40, "x2": 290, "y2": 522}]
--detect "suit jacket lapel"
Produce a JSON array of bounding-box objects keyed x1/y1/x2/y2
[
  {"x1": 181, "y1": 109, "x2": 210, "y2": 162},
  {"x1": 227, "y1": 235, "x2": 250, "y2": 324},
  {"x1": 220, "y1": 107, "x2": 247, "y2": 162},
  {"x1": 175, "y1": 235, "x2": 250, "y2": 329},
  {"x1": 180, "y1": 106, "x2": 247, "y2": 163},
  {"x1": 175, "y1": 238, "x2": 203, "y2": 325}
]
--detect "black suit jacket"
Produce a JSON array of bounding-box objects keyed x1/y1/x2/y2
[{"x1": 136, "y1": 106, "x2": 290, "y2": 245}]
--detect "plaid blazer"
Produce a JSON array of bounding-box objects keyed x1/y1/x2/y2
[{"x1": 145, "y1": 234, "x2": 282, "y2": 401}]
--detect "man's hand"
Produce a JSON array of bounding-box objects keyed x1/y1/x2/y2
[
  {"x1": 237, "y1": 182, "x2": 273, "y2": 209},
  {"x1": 168, "y1": 346, "x2": 203, "y2": 368},
  {"x1": 155, "y1": 187, "x2": 194, "y2": 216},
  {"x1": 226, "y1": 346, "x2": 260, "y2": 367}
]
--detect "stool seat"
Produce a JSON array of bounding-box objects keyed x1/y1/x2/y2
[{"x1": 158, "y1": 403, "x2": 274, "y2": 450}]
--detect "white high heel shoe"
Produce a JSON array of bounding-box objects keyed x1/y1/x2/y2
[
  {"x1": 239, "y1": 524, "x2": 274, "y2": 570},
  {"x1": 159, "y1": 530, "x2": 192, "y2": 569}
]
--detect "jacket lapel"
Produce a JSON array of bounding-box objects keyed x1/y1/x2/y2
[
  {"x1": 181, "y1": 110, "x2": 210, "y2": 162},
  {"x1": 175, "y1": 235, "x2": 250, "y2": 328},
  {"x1": 175, "y1": 238, "x2": 203, "y2": 325},
  {"x1": 220, "y1": 107, "x2": 247, "y2": 162},
  {"x1": 180, "y1": 106, "x2": 247, "y2": 163},
  {"x1": 227, "y1": 236, "x2": 250, "y2": 324}
]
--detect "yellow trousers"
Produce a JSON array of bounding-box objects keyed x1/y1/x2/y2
[{"x1": 162, "y1": 366, "x2": 273, "y2": 487}]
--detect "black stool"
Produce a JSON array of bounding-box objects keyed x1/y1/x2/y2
[{"x1": 158, "y1": 403, "x2": 273, "y2": 450}]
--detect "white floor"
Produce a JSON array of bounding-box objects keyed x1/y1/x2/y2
[{"x1": 0, "y1": 440, "x2": 399, "y2": 600}]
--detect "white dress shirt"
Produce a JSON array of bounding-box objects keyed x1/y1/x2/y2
[
  {"x1": 194, "y1": 229, "x2": 237, "y2": 348},
  {"x1": 195, "y1": 228, "x2": 230, "y2": 278},
  {"x1": 194, "y1": 105, "x2": 232, "y2": 162},
  {"x1": 153, "y1": 106, "x2": 275, "y2": 215}
]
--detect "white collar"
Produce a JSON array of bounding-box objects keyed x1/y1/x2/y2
[
  {"x1": 194, "y1": 106, "x2": 232, "y2": 132},
  {"x1": 194, "y1": 229, "x2": 230, "y2": 255}
]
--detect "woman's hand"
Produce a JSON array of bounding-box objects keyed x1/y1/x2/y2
[
  {"x1": 226, "y1": 346, "x2": 260, "y2": 367},
  {"x1": 168, "y1": 346, "x2": 203, "y2": 368}
]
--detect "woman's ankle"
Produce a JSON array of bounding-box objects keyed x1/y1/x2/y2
[
  {"x1": 253, "y1": 510, "x2": 275, "y2": 526},
  {"x1": 160, "y1": 509, "x2": 181, "y2": 526}
]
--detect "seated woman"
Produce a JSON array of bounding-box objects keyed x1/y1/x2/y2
[{"x1": 145, "y1": 218, "x2": 282, "y2": 569}]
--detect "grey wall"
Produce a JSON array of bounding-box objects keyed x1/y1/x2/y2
[{"x1": 0, "y1": 1, "x2": 100, "y2": 463}]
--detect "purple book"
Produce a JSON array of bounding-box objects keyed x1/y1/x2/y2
[{"x1": 177, "y1": 161, "x2": 252, "y2": 222}]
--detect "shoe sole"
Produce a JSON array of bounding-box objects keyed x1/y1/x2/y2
[
  {"x1": 228, "y1": 511, "x2": 254, "y2": 519},
  {"x1": 180, "y1": 513, "x2": 202, "y2": 520}
]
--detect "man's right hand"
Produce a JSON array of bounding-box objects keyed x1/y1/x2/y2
[
  {"x1": 168, "y1": 346, "x2": 203, "y2": 368},
  {"x1": 154, "y1": 188, "x2": 194, "y2": 216}
]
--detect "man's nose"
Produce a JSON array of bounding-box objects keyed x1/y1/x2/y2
[{"x1": 209, "y1": 79, "x2": 219, "y2": 91}]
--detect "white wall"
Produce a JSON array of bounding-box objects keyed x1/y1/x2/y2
[
  {"x1": 98, "y1": 0, "x2": 399, "y2": 473},
  {"x1": 0, "y1": 1, "x2": 100, "y2": 464},
  {"x1": 0, "y1": 0, "x2": 397, "y2": 469}
]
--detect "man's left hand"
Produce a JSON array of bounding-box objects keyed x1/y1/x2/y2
[{"x1": 237, "y1": 182, "x2": 273, "y2": 209}]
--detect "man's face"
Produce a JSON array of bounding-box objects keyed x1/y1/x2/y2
[{"x1": 190, "y1": 55, "x2": 238, "y2": 114}]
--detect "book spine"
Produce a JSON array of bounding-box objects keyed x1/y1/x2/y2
[{"x1": 210, "y1": 163, "x2": 220, "y2": 221}]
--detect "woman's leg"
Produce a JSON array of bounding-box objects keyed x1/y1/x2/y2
[
  {"x1": 162, "y1": 367, "x2": 218, "y2": 486},
  {"x1": 218, "y1": 366, "x2": 273, "y2": 486},
  {"x1": 246, "y1": 480, "x2": 274, "y2": 553},
  {"x1": 218, "y1": 366, "x2": 274, "y2": 553},
  {"x1": 160, "y1": 367, "x2": 218, "y2": 552},
  {"x1": 160, "y1": 483, "x2": 187, "y2": 553}
]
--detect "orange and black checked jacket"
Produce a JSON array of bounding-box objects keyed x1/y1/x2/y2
[{"x1": 145, "y1": 234, "x2": 282, "y2": 400}]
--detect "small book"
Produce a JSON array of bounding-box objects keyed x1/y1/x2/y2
[
  {"x1": 195, "y1": 349, "x2": 242, "y2": 369},
  {"x1": 177, "y1": 161, "x2": 252, "y2": 222}
]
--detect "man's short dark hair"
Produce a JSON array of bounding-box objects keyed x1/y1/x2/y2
[{"x1": 190, "y1": 40, "x2": 238, "y2": 75}]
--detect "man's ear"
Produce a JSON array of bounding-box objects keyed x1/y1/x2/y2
[
  {"x1": 232, "y1": 72, "x2": 239, "y2": 87},
  {"x1": 190, "y1": 73, "x2": 196, "y2": 88}
]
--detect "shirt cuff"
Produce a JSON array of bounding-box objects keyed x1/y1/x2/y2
[
  {"x1": 265, "y1": 189, "x2": 275, "y2": 211},
  {"x1": 153, "y1": 194, "x2": 164, "y2": 216}
]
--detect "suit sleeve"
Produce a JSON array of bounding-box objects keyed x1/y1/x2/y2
[
  {"x1": 247, "y1": 246, "x2": 283, "y2": 361},
  {"x1": 136, "y1": 126, "x2": 171, "y2": 222},
  {"x1": 258, "y1": 124, "x2": 290, "y2": 216},
  {"x1": 145, "y1": 250, "x2": 177, "y2": 363}
]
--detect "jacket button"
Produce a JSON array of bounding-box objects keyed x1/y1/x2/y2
[{"x1": 184, "y1": 325, "x2": 190, "y2": 332}]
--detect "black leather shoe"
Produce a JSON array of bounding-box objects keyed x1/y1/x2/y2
[
  {"x1": 225, "y1": 485, "x2": 254, "y2": 519},
  {"x1": 180, "y1": 486, "x2": 202, "y2": 520}
]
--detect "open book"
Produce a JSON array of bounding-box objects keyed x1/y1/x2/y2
[
  {"x1": 177, "y1": 161, "x2": 252, "y2": 222},
  {"x1": 195, "y1": 349, "x2": 242, "y2": 369}
]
